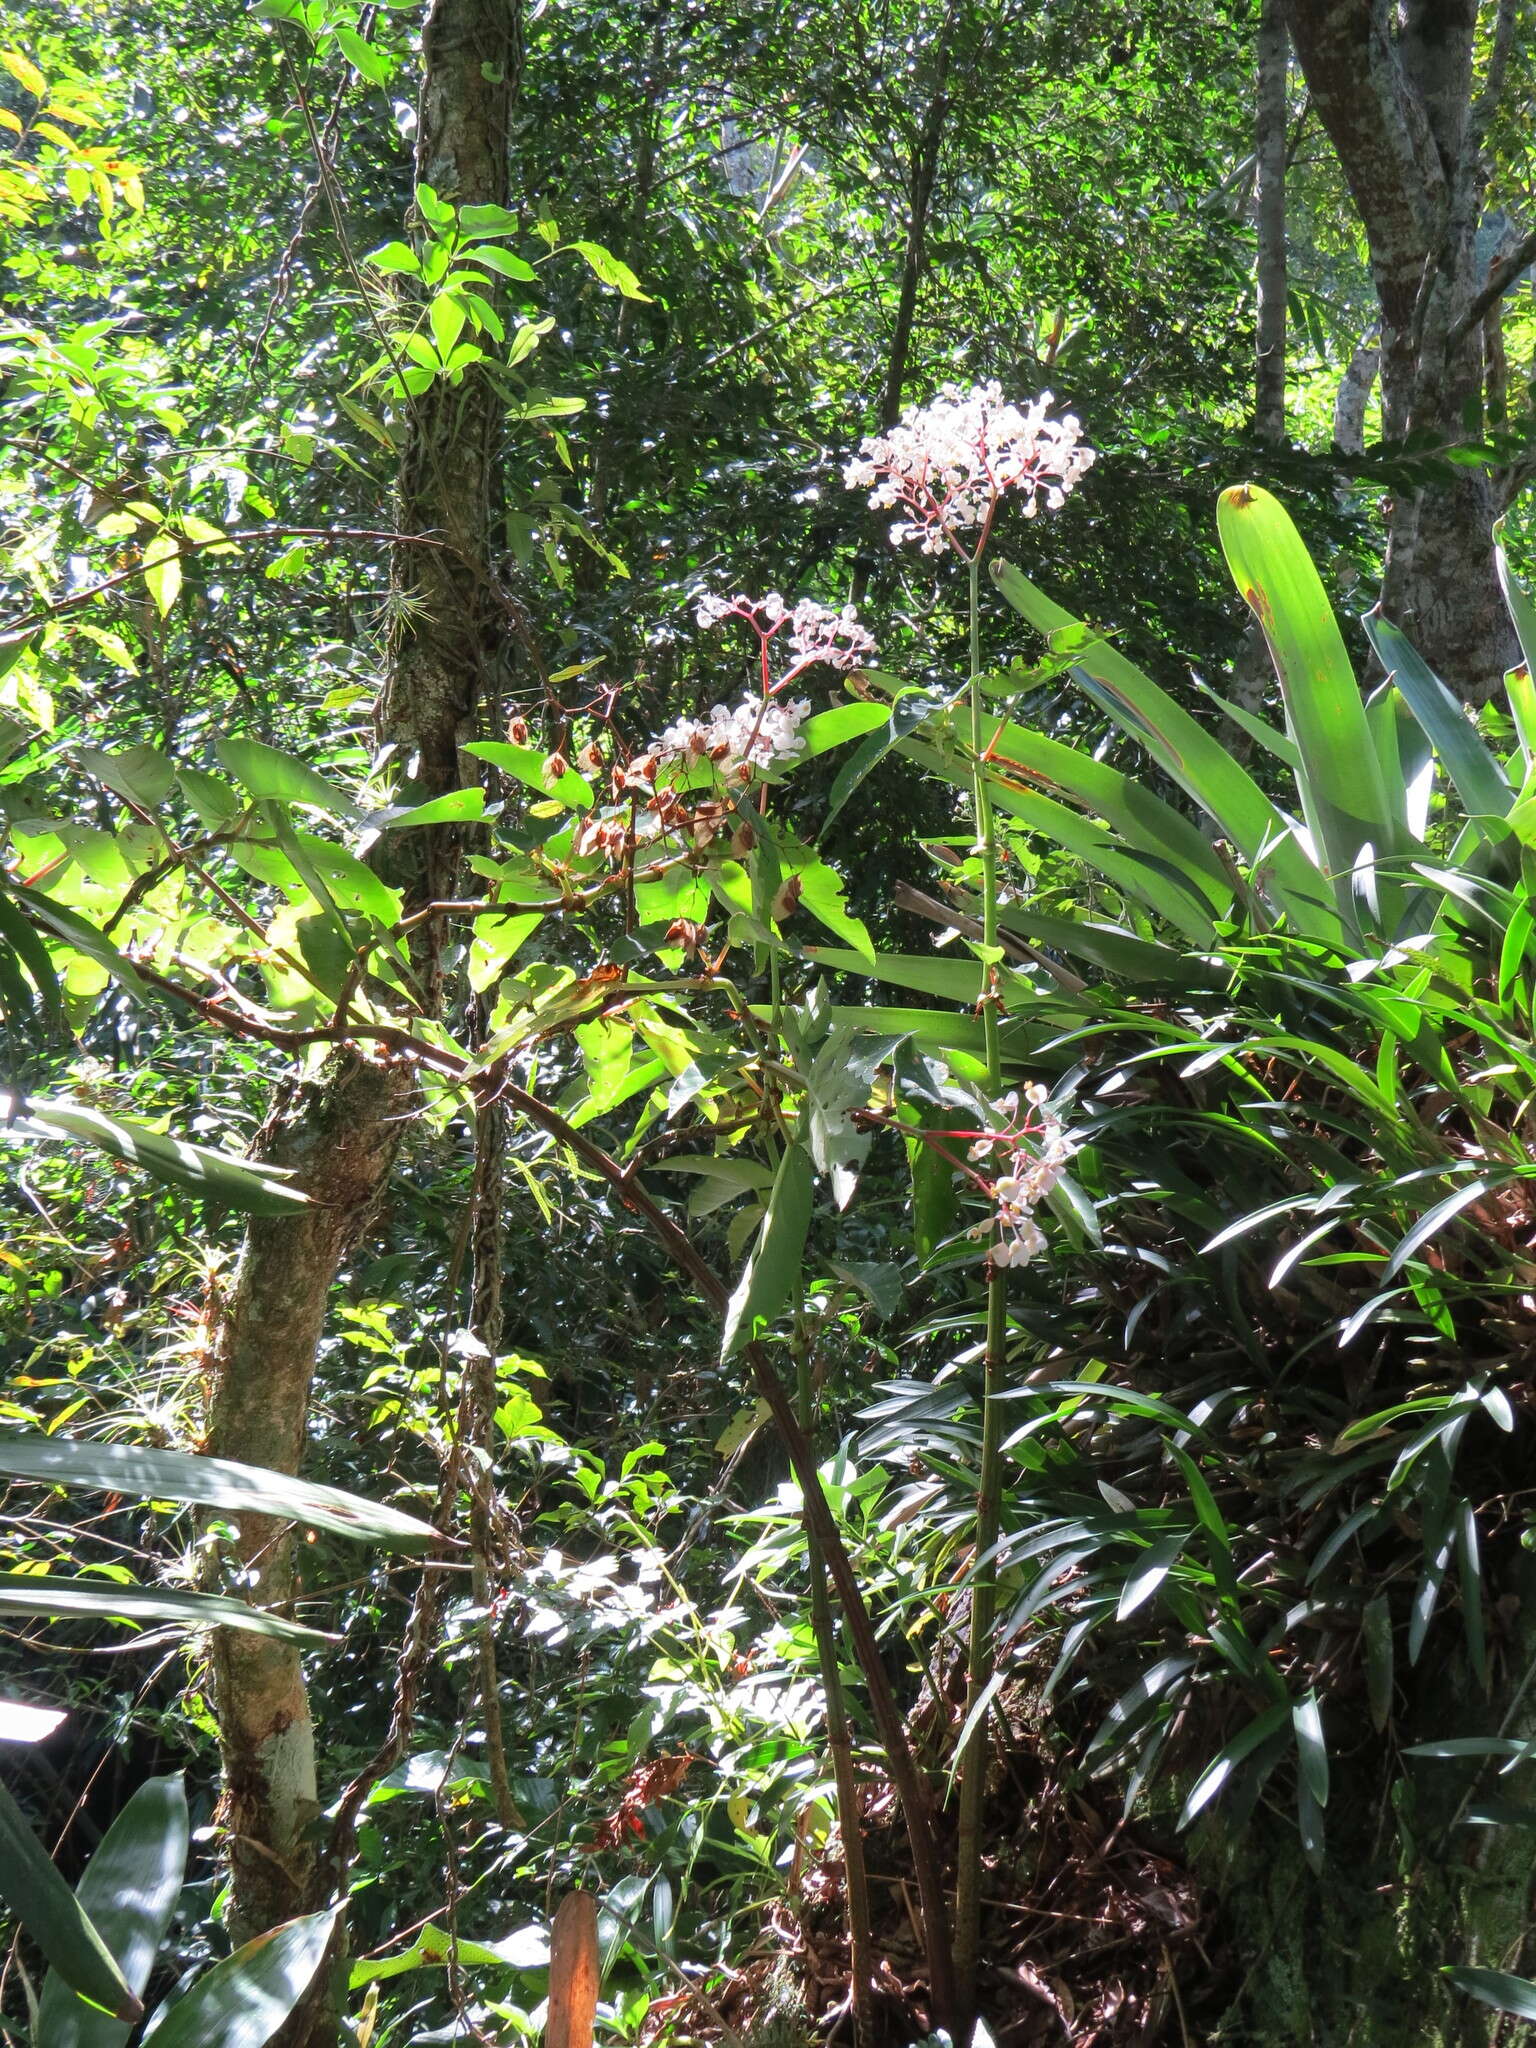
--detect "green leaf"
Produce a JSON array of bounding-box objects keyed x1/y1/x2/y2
[
  {"x1": 1362, "y1": 610, "x2": 1512, "y2": 823},
  {"x1": 1384, "y1": 1178, "x2": 1488, "y2": 1277},
  {"x1": 721, "y1": 1142, "x2": 813, "y2": 1358},
  {"x1": 0, "y1": 1777, "x2": 140, "y2": 2022},
  {"x1": 141, "y1": 533, "x2": 182, "y2": 618},
  {"x1": 825, "y1": 690, "x2": 945, "y2": 825},
  {"x1": 1117, "y1": 1532, "x2": 1185, "y2": 1620},
  {"x1": 1, "y1": 885, "x2": 149, "y2": 1002},
  {"x1": 6, "y1": 1094, "x2": 311, "y2": 1215},
  {"x1": 333, "y1": 23, "x2": 390, "y2": 82},
  {"x1": 138, "y1": 1907, "x2": 339, "y2": 2046},
  {"x1": 0, "y1": 1434, "x2": 436, "y2": 1549},
  {"x1": 462, "y1": 739, "x2": 593, "y2": 809},
  {"x1": 78, "y1": 744, "x2": 176, "y2": 812},
  {"x1": 215, "y1": 735, "x2": 361, "y2": 821},
  {"x1": 792, "y1": 861, "x2": 875, "y2": 968},
  {"x1": 364, "y1": 240, "x2": 420, "y2": 274},
  {"x1": 0, "y1": 1572, "x2": 330, "y2": 1644},
  {"x1": 1292, "y1": 1690, "x2": 1329, "y2": 1808},
  {"x1": 379, "y1": 786, "x2": 487, "y2": 829},
  {"x1": 37, "y1": 1776, "x2": 189, "y2": 2048},
  {"x1": 797, "y1": 703, "x2": 890, "y2": 757},
  {"x1": 990, "y1": 555, "x2": 1342, "y2": 940},
  {"x1": 178, "y1": 768, "x2": 242, "y2": 826},
  {"x1": 461, "y1": 244, "x2": 536, "y2": 281},
  {"x1": 563, "y1": 238, "x2": 651, "y2": 299},
  {"x1": 1444, "y1": 1967, "x2": 1536, "y2": 2022},
  {"x1": 1217, "y1": 484, "x2": 1395, "y2": 902},
  {"x1": 1179, "y1": 1700, "x2": 1292, "y2": 1826}
]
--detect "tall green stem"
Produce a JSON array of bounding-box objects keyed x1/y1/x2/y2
[
  {"x1": 795, "y1": 1341, "x2": 876, "y2": 2047},
  {"x1": 953, "y1": 549, "x2": 1007, "y2": 2031}
]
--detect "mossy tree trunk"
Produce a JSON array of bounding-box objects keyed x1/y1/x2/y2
[{"x1": 205, "y1": 0, "x2": 515, "y2": 1952}]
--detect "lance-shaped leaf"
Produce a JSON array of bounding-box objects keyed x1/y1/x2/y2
[
  {"x1": 1362, "y1": 610, "x2": 1512, "y2": 825},
  {"x1": 0, "y1": 1433, "x2": 436, "y2": 1548},
  {"x1": 37, "y1": 1775, "x2": 189, "y2": 2048},
  {"x1": 1217, "y1": 484, "x2": 1396, "y2": 904},
  {"x1": 138, "y1": 1906, "x2": 339, "y2": 2046},
  {"x1": 0, "y1": 1777, "x2": 141, "y2": 2022},
  {"x1": 3, "y1": 1094, "x2": 310, "y2": 1216},
  {"x1": 0, "y1": 1573, "x2": 331, "y2": 1644},
  {"x1": 721, "y1": 1142, "x2": 813, "y2": 1358}
]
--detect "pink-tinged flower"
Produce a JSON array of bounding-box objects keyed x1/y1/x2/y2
[
  {"x1": 960, "y1": 1082, "x2": 1076, "y2": 1272},
  {"x1": 692, "y1": 590, "x2": 876, "y2": 688},
  {"x1": 843, "y1": 382, "x2": 1095, "y2": 559}
]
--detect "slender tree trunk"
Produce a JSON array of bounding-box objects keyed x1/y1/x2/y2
[
  {"x1": 206, "y1": 0, "x2": 515, "y2": 1950},
  {"x1": 878, "y1": 2, "x2": 956, "y2": 431},
  {"x1": 1282, "y1": 0, "x2": 1519, "y2": 700},
  {"x1": 1232, "y1": 0, "x2": 1289, "y2": 724},
  {"x1": 1254, "y1": 0, "x2": 1287, "y2": 445}
]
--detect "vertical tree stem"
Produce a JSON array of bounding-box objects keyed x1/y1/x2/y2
[
  {"x1": 795, "y1": 1342, "x2": 876, "y2": 2048},
  {"x1": 953, "y1": 548, "x2": 1007, "y2": 2030}
]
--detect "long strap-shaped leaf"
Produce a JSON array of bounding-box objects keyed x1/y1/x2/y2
[
  {"x1": 0, "y1": 1572, "x2": 331, "y2": 1643},
  {"x1": 37, "y1": 1774, "x2": 189, "y2": 2048},
  {"x1": 0, "y1": 1776, "x2": 141, "y2": 2022},
  {"x1": 0, "y1": 1433, "x2": 435, "y2": 1548},
  {"x1": 137, "y1": 1906, "x2": 339, "y2": 2047},
  {"x1": 1217, "y1": 484, "x2": 1398, "y2": 905},
  {"x1": 1362, "y1": 610, "x2": 1512, "y2": 824},
  {"x1": 989, "y1": 556, "x2": 1345, "y2": 943}
]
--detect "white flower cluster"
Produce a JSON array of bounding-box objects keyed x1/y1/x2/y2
[
  {"x1": 694, "y1": 591, "x2": 876, "y2": 674},
  {"x1": 968, "y1": 1083, "x2": 1075, "y2": 1269},
  {"x1": 656, "y1": 694, "x2": 813, "y2": 778},
  {"x1": 843, "y1": 382, "x2": 1096, "y2": 555}
]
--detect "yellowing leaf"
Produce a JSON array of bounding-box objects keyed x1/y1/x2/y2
[
  {"x1": 1, "y1": 51, "x2": 46, "y2": 98},
  {"x1": 141, "y1": 532, "x2": 182, "y2": 617}
]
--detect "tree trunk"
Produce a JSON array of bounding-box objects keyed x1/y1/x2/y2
[
  {"x1": 1232, "y1": 0, "x2": 1290, "y2": 728},
  {"x1": 877, "y1": 2, "x2": 956, "y2": 431},
  {"x1": 1282, "y1": 0, "x2": 1520, "y2": 701},
  {"x1": 205, "y1": 0, "x2": 514, "y2": 1953}
]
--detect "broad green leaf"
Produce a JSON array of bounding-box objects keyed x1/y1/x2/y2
[
  {"x1": 6, "y1": 1095, "x2": 311, "y2": 1215},
  {"x1": 0, "y1": 1776, "x2": 141, "y2": 2021},
  {"x1": 825, "y1": 690, "x2": 946, "y2": 825},
  {"x1": 792, "y1": 861, "x2": 875, "y2": 968},
  {"x1": 0, "y1": 1572, "x2": 330, "y2": 1644},
  {"x1": 0, "y1": 1434, "x2": 435, "y2": 1548},
  {"x1": 463, "y1": 739, "x2": 593, "y2": 808},
  {"x1": 365, "y1": 240, "x2": 420, "y2": 274},
  {"x1": 38, "y1": 1776, "x2": 188, "y2": 2048},
  {"x1": 721, "y1": 1142, "x2": 813, "y2": 1358},
  {"x1": 78, "y1": 744, "x2": 176, "y2": 812},
  {"x1": 178, "y1": 767, "x2": 242, "y2": 826},
  {"x1": 1218, "y1": 484, "x2": 1396, "y2": 905},
  {"x1": 990, "y1": 555, "x2": 1343, "y2": 940},
  {"x1": 1445, "y1": 1968, "x2": 1536, "y2": 2022},
  {"x1": 564, "y1": 238, "x2": 650, "y2": 299},
  {"x1": 334, "y1": 23, "x2": 390, "y2": 82},
  {"x1": 380, "y1": 786, "x2": 486, "y2": 829},
  {"x1": 1362, "y1": 611, "x2": 1511, "y2": 823},
  {"x1": 797, "y1": 703, "x2": 889, "y2": 757},
  {"x1": 4, "y1": 883, "x2": 150, "y2": 1001},
  {"x1": 139, "y1": 1907, "x2": 339, "y2": 2046},
  {"x1": 141, "y1": 533, "x2": 182, "y2": 618},
  {"x1": 215, "y1": 735, "x2": 361, "y2": 821}
]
